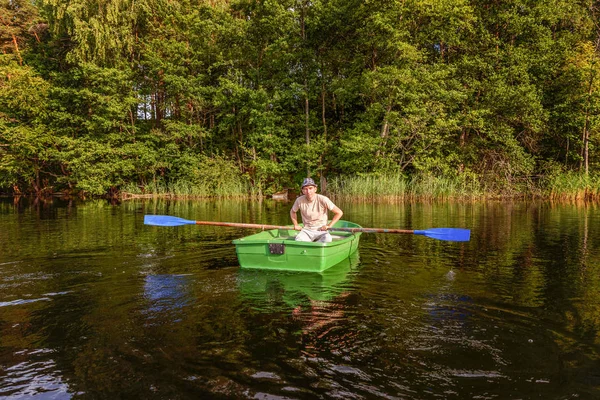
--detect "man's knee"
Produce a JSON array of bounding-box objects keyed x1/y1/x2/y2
[{"x1": 317, "y1": 233, "x2": 332, "y2": 243}]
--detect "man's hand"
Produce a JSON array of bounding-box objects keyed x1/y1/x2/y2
[
  {"x1": 294, "y1": 225, "x2": 302, "y2": 231},
  {"x1": 319, "y1": 225, "x2": 329, "y2": 231}
]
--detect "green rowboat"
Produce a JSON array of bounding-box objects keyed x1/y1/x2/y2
[
  {"x1": 232, "y1": 220, "x2": 362, "y2": 272},
  {"x1": 144, "y1": 216, "x2": 469, "y2": 272}
]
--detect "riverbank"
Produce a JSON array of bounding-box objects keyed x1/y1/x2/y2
[
  {"x1": 327, "y1": 173, "x2": 600, "y2": 202},
  {"x1": 5, "y1": 172, "x2": 600, "y2": 202},
  {"x1": 117, "y1": 172, "x2": 600, "y2": 202}
]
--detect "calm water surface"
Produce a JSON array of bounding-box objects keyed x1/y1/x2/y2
[{"x1": 0, "y1": 198, "x2": 599, "y2": 399}]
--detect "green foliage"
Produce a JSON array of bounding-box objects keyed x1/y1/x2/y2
[
  {"x1": 123, "y1": 154, "x2": 251, "y2": 198},
  {"x1": 1, "y1": 0, "x2": 600, "y2": 200},
  {"x1": 0, "y1": 59, "x2": 55, "y2": 193},
  {"x1": 37, "y1": 0, "x2": 149, "y2": 67},
  {"x1": 0, "y1": 125, "x2": 54, "y2": 192},
  {"x1": 0, "y1": 0, "x2": 39, "y2": 62},
  {"x1": 0, "y1": 59, "x2": 49, "y2": 121}
]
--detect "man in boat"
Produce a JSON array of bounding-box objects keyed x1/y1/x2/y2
[{"x1": 290, "y1": 177, "x2": 344, "y2": 243}]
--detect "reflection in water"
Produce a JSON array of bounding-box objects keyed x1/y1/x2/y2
[
  {"x1": 0, "y1": 349, "x2": 71, "y2": 399},
  {"x1": 143, "y1": 273, "x2": 191, "y2": 314},
  {"x1": 1, "y1": 199, "x2": 600, "y2": 398},
  {"x1": 237, "y1": 251, "x2": 360, "y2": 311},
  {"x1": 426, "y1": 293, "x2": 472, "y2": 323},
  {"x1": 0, "y1": 297, "x2": 52, "y2": 307},
  {"x1": 238, "y1": 252, "x2": 362, "y2": 361}
]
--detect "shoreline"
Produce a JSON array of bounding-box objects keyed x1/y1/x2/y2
[
  {"x1": 3, "y1": 172, "x2": 600, "y2": 203},
  {"x1": 2, "y1": 192, "x2": 600, "y2": 203}
]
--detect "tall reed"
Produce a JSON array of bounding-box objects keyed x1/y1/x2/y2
[
  {"x1": 543, "y1": 172, "x2": 600, "y2": 201},
  {"x1": 120, "y1": 177, "x2": 255, "y2": 199},
  {"x1": 121, "y1": 172, "x2": 600, "y2": 201},
  {"x1": 327, "y1": 174, "x2": 485, "y2": 201}
]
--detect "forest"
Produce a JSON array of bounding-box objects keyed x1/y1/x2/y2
[{"x1": 1, "y1": 0, "x2": 600, "y2": 199}]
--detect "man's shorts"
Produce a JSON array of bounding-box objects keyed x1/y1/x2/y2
[{"x1": 294, "y1": 228, "x2": 332, "y2": 243}]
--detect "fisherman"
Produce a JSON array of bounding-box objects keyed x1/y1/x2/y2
[{"x1": 289, "y1": 178, "x2": 343, "y2": 243}]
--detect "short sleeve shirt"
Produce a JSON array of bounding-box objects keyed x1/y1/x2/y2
[{"x1": 291, "y1": 194, "x2": 336, "y2": 229}]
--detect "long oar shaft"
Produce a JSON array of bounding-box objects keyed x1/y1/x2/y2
[
  {"x1": 144, "y1": 215, "x2": 470, "y2": 242},
  {"x1": 202, "y1": 222, "x2": 415, "y2": 234},
  {"x1": 194, "y1": 220, "x2": 290, "y2": 230},
  {"x1": 329, "y1": 227, "x2": 413, "y2": 234},
  {"x1": 145, "y1": 215, "x2": 410, "y2": 232}
]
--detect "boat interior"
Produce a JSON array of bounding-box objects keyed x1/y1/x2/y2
[{"x1": 270, "y1": 229, "x2": 354, "y2": 241}]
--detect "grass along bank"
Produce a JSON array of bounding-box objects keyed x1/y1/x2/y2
[
  {"x1": 116, "y1": 172, "x2": 600, "y2": 201},
  {"x1": 120, "y1": 177, "x2": 258, "y2": 199},
  {"x1": 326, "y1": 174, "x2": 486, "y2": 201},
  {"x1": 542, "y1": 172, "x2": 600, "y2": 201},
  {"x1": 326, "y1": 173, "x2": 600, "y2": 202}
]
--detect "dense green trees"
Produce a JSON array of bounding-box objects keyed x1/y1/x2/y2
[{"x1": 1, "y1": 0, "x2": 599, "y2": 197}]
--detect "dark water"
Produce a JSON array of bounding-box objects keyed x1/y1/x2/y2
[{"x1": 1, "y1": 198, "x2": 599, "y2": 399}]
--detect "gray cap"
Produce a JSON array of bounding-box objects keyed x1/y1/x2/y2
[{"x1": 301, "y1": 177, "x2": 317, "y2": 189}]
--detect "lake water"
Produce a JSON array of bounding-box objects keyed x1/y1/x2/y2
[{"x1": 1, "y1": 197, "x2": 599, "y2": 399}]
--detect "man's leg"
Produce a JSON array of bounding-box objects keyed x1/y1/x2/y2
[
  {"x1": 294, "y1": 229, "x2": 312, "y2": 242},
  {"x1": 316, "y1": 232, "x2": 332, "y2": 243},
  {"x1": 295, "y1": 229, "x2": 331, "y2": 242}
]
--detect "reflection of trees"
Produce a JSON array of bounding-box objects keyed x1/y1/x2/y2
[
  {"x1": 459, "y1": 202, "x2": 600, "y2": 317},
  {"x1": 39, "y1": 271, "x2": 253, "y2": 397},
  {"x1": 2, "y1": 197, "x2": 600, "y2": 397},
  {"x1": 466, "y1": 201, "x2": 600, "y2": 383},
  {"x1": 347, "y1": 200, "x2": 600, "y2": 393},
  {"x1": 0, "y1": 197, "x2": 298, "y2": 263},
  {"x1": 534, "y1": 203, "x2": 600, "y2": 347},
  {"x1": 0, "y1": 198, "x2": 266, "y2": 397},
  {"x1": 574, "y1": 203, "x2": 600, "y2": 346},
  {"x1": 0, "y1": 304, "x2": 44, "y2": 355}
]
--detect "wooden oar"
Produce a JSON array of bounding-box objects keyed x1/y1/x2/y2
[{"x1": 144, "y1": 215, "x2": 471, "y2": 242}]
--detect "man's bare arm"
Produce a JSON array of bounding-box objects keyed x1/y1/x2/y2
[
  {"x1": 322, "y1": 206, "x2": 343, "y2": 230},
  {"x1": 290, "y1": 209, "x2": 301, "y2": 230}
]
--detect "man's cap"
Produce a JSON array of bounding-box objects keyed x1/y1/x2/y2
[{"x1": 301, "y1": 177, "x2": 317, "y2": 189}]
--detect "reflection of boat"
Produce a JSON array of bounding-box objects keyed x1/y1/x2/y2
[
  {"x1": 238, "y1": 251, "x2": 361, "y2": 307},
  {"x1": 232, "y1": 220, "x2": 361, "y2": 272}
]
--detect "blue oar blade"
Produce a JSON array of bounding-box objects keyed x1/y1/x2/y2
[
  {"x1": 414, "y1": 228, "x2": 471, "y2": 242},
  {"x1": 144, "y1": 215, "x2": 196, "y2": 227}
]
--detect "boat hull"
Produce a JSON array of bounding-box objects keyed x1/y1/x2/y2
[{"x1": 232, "y1": 220, "x2": 362, "y2": 272}]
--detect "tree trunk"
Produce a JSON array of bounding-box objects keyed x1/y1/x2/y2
[
  {"x1": 580, "y1": 70, "x2": 595, "y2": 175},
  {"x1": 305, "y1": 91, "x2": 310, "y2": 146},
  {"x1": 12, "y1": 35, "x2": 23, "y2": 65},
  {"x1": 319, "y1": 82, "x2": 327, "y2": 192},
  {"x1": 376, "y1": 103, "x2": 392, "y2": 157}
]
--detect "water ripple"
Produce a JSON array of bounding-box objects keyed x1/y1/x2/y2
[
  {"x1": 0, "y1": 297, "x2": 52, "y2": 307},
  {"x1": 0, "y1": 350, "x2": 71, "y2": 399}
]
